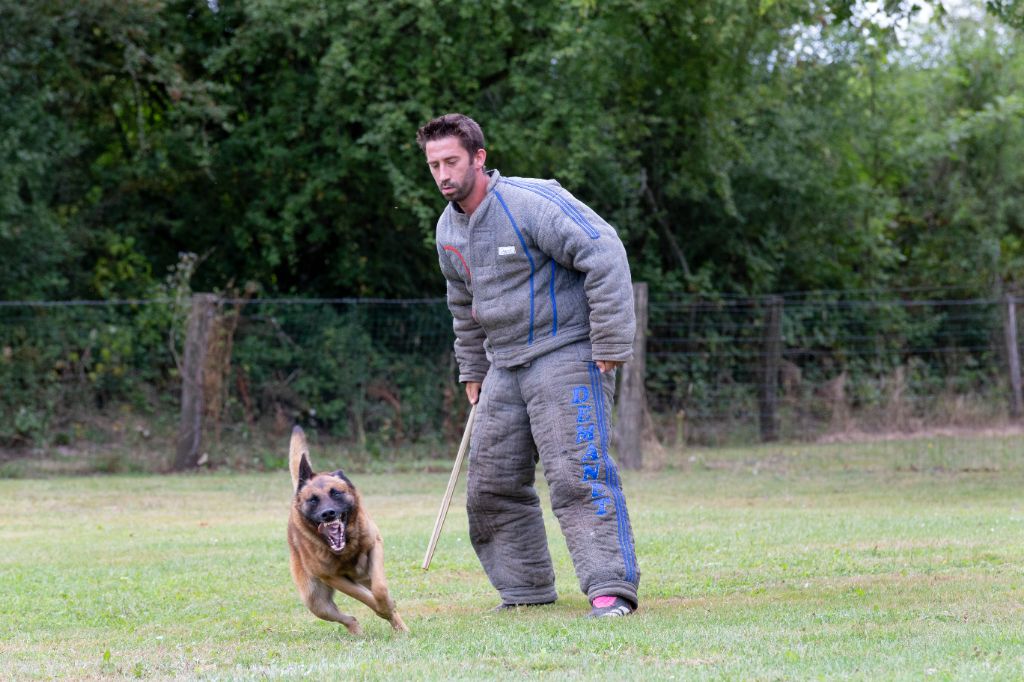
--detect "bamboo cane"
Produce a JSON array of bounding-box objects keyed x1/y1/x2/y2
[{"x1": 421, "y1": 403, "x2": 477, "y2": 570}]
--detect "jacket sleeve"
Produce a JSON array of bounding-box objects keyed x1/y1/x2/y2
[
  {"x1": 531, "y1": 185, "x2": 636, "y2": 362},
  {"x1": 437, "y1": 243, "x2": 490, "y2": 382}
]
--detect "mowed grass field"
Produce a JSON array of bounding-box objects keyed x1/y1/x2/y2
[{"x1": 2, "y1": 435, "x2": 1023, "y2": 680}]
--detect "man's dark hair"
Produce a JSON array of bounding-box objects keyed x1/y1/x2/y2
[{"x1": 416, "y1": 113, "x2": 485, "y2": 158}]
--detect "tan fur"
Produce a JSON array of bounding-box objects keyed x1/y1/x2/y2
[
  {"x1": 288, "y1": 427, "x2": 310, "y2": 491},
  {"x1": 286, "y1": 427, "x2": 408, "y2": 635}
]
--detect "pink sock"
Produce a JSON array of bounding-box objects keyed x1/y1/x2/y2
[{"x1": 592, "y1": 595, "x2": 617, "y2": 608}]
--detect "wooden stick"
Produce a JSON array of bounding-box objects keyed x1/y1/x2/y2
[{"x1": 421, "y1": 403, "x2": 477, "y2": 570}]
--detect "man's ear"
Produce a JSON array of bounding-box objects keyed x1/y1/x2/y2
[{"x1": 474, "y1": 147, "x2": 487, "y2": 170}]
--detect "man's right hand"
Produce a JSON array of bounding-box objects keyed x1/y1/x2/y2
[{"x1": 465, "y1": 381, "x2": 481, "y2": 405}]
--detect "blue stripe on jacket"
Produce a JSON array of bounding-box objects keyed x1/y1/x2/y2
[
  {"x1": 503, "y1": 179, "x2": 601, "y2": 239},
  {"x1": 549, "y1": 261, "x2": 558, "y2": 337},
  {"x1": 494, "y1": 189, "x2": 536, "y2": 344}
]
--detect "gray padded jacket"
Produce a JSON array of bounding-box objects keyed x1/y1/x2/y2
[{"x1": 435, "y1": 170, "x2": 635, "y2": 383}]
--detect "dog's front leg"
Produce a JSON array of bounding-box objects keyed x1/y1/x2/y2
[
  {"x1": 297, "y1": 577, "x2": 363, "y2": 635},
  {"x1": 367, "y1": 542, "x2": 409, "y2": 632},
  {"x1": 324, "y1": 573, "x2": 407, "y2": 633},
  {"x1": 323, "y1": 574, "x2": 380, "y2": 612}
]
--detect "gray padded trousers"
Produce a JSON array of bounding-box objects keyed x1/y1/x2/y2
[{"x1": 466, "y1": 340, "x2": 640, "y2": 607}]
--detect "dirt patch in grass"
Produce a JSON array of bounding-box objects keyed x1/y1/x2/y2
[{"x1": 816, "y1": 424, "x2": 1024, "y2": 444}]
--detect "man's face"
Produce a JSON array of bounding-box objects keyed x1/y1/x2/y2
[{"x1": 424, "y1": 136, "x2": 484, "y2": 204}]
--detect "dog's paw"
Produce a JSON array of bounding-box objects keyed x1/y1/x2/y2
[{"x1": 344, "y1": 619, "x2": 363, "y2": 636}]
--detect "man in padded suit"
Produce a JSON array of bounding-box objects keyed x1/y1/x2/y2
[{"x1": 417, "y1": 113, "x2": 640, "y2": 618}]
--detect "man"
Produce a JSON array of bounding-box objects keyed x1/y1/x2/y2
[{"x1": 416, "y1": 113, "x2": 639, "y2": 618}]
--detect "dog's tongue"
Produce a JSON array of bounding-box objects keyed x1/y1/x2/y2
[{"x1": 318, "y1": 520, "x2": 346, "y2": 552}]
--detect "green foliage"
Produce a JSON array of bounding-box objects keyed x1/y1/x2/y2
[
  {"x1": 0, "y1": 3, "x2": 79, "y2": 299},
  {"x1": 987, "y1": 0, "x2": 1024, "y2": 30},
  {"x1": 3, "y1": 0, "x2": 1023, "y2": 301},
  {"x1": 0, "y1": 0, "x2": 228, "y2": 301},
  {"x1": 886, "y1": 18, "x2": 1024, "y2": 293}
]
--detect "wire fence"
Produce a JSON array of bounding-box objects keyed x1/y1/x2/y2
[
  {"x1": 0, "y1": 291, "x2": 1020, "y2": 450},
  {"x1": 646, "y1": 293, "x2": 1018, "y2": 445}
]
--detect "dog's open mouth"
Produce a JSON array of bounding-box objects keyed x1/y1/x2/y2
[{"x1": 317, "y1": 519, "x2": 346, "y2": 553}]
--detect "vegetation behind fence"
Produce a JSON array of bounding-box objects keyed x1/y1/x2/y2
[{"x1": 1, "y1": 291, "x2": 1020, "y2": 461}]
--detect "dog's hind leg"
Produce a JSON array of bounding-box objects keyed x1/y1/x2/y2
[{"x1": 299, "y1": 578, "x2": 362, "y2": 635}]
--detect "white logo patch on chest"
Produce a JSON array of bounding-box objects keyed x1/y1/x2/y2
[{"x1": 498, "y1": 246, "x2": 516, "y2": 256}]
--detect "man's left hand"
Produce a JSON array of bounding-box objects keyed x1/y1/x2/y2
[{"x1": 595, "y1": 360, "x2": 623, "y2": 373}]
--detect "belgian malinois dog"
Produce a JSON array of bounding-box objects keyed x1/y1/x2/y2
[{"x1": 287, "y1": 426, "x2": 408, "y2": 634}]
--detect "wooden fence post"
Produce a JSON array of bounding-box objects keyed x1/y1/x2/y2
[
  {"x1": 174, "y1": 293, "x2": 219, "y2": 470},
  {"x1": 617, "y1": 282, "x2": 648, "y2": 470},
  {"x1": 758, "y1": 295, "x2": 783, "y2": 442},
  {"x1": 1004, "y1": 294, "x2": 1023, "y2": 419}
]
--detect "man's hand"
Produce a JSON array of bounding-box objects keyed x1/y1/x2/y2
[
  {"x1": 465, "y1": 381, "x2": 481, "y2": 404},
  {"x1": 595, "y1": 360, "x2": 623, "y2": 373}
]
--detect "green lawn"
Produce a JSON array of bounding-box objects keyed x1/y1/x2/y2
[{"x1": 2, "y1": 435, "x2": 1023, "y2": 680}]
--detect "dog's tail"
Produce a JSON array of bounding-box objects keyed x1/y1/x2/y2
[{"x1": 289, "y1": 425, "x2": 311, "y2": 491}]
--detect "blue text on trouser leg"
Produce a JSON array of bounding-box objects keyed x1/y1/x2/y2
[{"x1": 572, "y1": 385, "x2": 610, "y2": 516}]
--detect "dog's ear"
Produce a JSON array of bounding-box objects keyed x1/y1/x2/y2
[
  {"x1": 330, "y1": 468, "x2": 353, "y2": 486},
  {"x1": 297, "y1": 454, "x2": 315, "y2": 492}
]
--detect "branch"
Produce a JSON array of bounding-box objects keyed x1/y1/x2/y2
[{"x1": 641, "y1": 169, "x2": 692, "y2": 278}]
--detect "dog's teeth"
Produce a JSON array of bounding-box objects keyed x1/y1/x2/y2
[{"x1": 317, "y1": 519, "x2": 346, "y2": 552}]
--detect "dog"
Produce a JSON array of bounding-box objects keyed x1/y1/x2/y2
[{"x1": 286, "y1": 426, "x2": 408, "y2": 634}]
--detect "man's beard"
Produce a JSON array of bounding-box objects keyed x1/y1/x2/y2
[{"x1": 440, "y1": 170, "x2": 476, "y2": 203}]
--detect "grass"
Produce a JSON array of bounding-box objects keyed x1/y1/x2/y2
[{"x1": 1, "y1": 434, "x2": 1023, "y2": 680}]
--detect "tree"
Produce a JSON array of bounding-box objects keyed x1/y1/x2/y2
[{"x1": 0, "y1": 0, "x2": 229, "y2": 300}]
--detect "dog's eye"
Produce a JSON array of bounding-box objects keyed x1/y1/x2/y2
[
  {"x1": 329, "y1": 489, "x2": 344, "y2": 500},
  {"x1": 308, "y1": 495, "x2": 319, "y2": 505}
]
